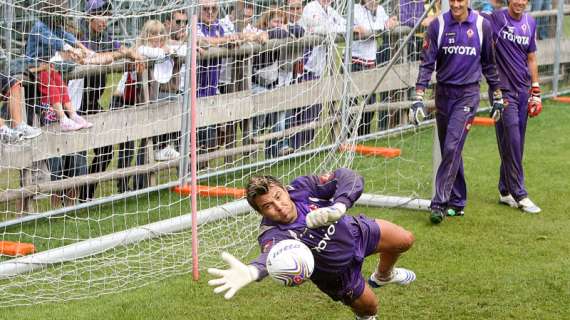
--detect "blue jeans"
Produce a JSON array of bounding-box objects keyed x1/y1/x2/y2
[{"x1": 531, "y1": 0, "x2": 552, "y2": 39}]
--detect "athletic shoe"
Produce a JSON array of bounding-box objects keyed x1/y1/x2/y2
[
  {"x1": 0, "y1": 125, "x2": 23, "y2": 143},
  {"x1": 154, "y1": 145, "x2": 180, "y2": 161},
  {"x1": 499, "y1": 194, "x2": 518, "y2": 208},
  {"x1": 518, "y1": 197, "x2": 541, "y2": 214},
  {"x1": 71, "y1": 114, "x2": 93, "y2": 129},
  {"x1": 368, "y1": 268, "x2": 416, "y2": 288},
  {"x1": 446, "y1": 207, "x2": 465, "y2": 217},
  {"x1": 430, "y1": 208, "x2": 444, "y2": 224},
  {"x1": 60, "y1": 117, "x2": 83, "y2": 132},
  {"x1": 14, "y1": 123, "x2": 42, "y2": 139}
]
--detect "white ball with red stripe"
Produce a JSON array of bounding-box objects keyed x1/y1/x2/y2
[{"x1": 266, "y1": 239, "x2": 314, "y2": 286}]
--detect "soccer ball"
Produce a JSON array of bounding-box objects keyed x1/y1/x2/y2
[{"x1": 266, "y1": 239, "x2": 314, "y2": 287}]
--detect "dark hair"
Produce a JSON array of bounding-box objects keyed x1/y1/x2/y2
[
  {"x1": 246, "y1": 175, "x2": 285, "y2": 212},
  {"x1": 162, "y1": 9, "x2": 187, "y2": 22}
]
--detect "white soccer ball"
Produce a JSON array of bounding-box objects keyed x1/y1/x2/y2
[{"x1": 266, "y1": 239, "x2": 314, "y2": 287}]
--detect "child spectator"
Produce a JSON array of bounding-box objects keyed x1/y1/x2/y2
[{"x1": 115, "y1": 20, "x2": 180, "y2": 162}]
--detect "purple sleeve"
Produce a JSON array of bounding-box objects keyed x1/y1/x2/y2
[
  {"x1": 290, "y1": 168, "x2": 364, "y2": 208},
  {"x1": 249, "y1": 227, "x2": 292, "y2": 280},
  {"x1": 480, "y1": 19, "x2": 501, "y2": 92},
  {"x1": 528, "y1": 16, "x2": 537, "y2": 53},
  {"x1": 416, "y1": 20, "x2": 439, "y2": 91}
]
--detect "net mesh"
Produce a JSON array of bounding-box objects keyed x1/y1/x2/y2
[{"x1": 3, "y1": 0, "x2": 565, "y2": 307}]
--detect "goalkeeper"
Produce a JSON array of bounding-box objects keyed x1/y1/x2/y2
[
  {"x1": 208, "y1": 168, "x2": 416, "y2": 320},
  {"x1": 411, "y1": 0, "x2": 502, "y2": 224},
  {"x1": 481, "y1": 0, "x2": 541, "y2": 213}
]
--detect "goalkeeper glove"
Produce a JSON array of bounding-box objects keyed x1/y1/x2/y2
[
  {"x1": 208, "y1": 252, "x2": 259, "y2": 300},
  {"x1": 306, "y1": 203, "x2": 347, "y2": 228},
  {"x1": 409, "y1": 90, "x2": 426, "y2": 126},
  {"x1": 528, "y1": 83, "x2": 542, "y2": 118},
  {"x1": 490, "y1": 89, "x2": 504, "y2": 122}
]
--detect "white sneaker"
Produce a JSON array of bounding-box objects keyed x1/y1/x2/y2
[
  {"x1": 518, "y1": 197, "x2": 541, "y2": 214},
  {"x1": 14, "y1": 123, "x2": 42, "y2": 139},
  {"x1": 71, "y1": 114, "x2": 93, "y2": 129},
  {"x1": 0, "y1": 125, "x2": 23, "y2": 143},
  {"x1": 367, "y1": 268, "x2": 416, "y2": 288},
  {"x1": 154, "y1": 145, "x2": 180, "y2": 161},
  {"x1": 499, "y1": 194, "x2": 518, "y2": 208},
  {"x1": 60, "y1": 117, "x2": 83, "y2": 132}
]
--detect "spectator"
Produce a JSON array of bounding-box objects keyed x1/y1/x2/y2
[
  {"x1": 251, "y1": 9, "x2": 296, "y2": 158},
  {"x1": 283, "y1": 0, "x2": 318, "y2": 150},
  {"x1": 399, "y1": 0, "x2": 425, "y2": 62},
  {"x1": 25, "y1": 0, "x2": 93, "y2": 207},
  {"x1": 299, "y1": 0, "x2": 347, "y2": 78},
  {"x1": 352, "y1": 0, "x2": 397, "y2": 136},
  {"x1": 25, "y1": 0, "x2": 93, "y2": 132},
  {"x1": 531, "y1": 0, "x2": 551, "y2": 40},
  {"x1": 77, "y1": 0, "x2": 143, "y2": 200},
  {"x1": 0, "y1": 75, "x2": 42, "y2": 139},
  {"x1": 196, "y1": 0, "x2": 242, "y2": 168},
  {"x1": 294, "y1": 0, "x2": 352, "y2": 149},
  {"x1": 413, "y1": 0, "x2": 502, "y2": 224}
]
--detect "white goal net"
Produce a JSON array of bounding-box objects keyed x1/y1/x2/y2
[{"x1": 0, "y1": 0, "x2": 433, "y2": 306}]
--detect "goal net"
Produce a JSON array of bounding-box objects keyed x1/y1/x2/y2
[{"x1": 0, "y1": 0, "x2": 433, "y2": 306}]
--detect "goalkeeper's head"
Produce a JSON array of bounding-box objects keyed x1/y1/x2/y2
[{"x1": 246, "y1": 176, "x2": 298, "y2": 224}]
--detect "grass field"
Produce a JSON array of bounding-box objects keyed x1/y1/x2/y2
[{"x1": 1, "y1": 99, "x2": 569, "y2": 319}]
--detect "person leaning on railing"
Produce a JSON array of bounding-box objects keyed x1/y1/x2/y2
[
  {"x1": 352, "y1": 0, "x2": 398, "y2": 136},
  {"x1": 195, "y1": 0, "x2": 243, "y2": 169},
  {"x1": 76, "y1": 0, "x2": 144, "y2": 200}
]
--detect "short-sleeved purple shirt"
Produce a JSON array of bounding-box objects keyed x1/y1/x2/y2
[{"x1": 197, "y1": 21, "x2": 224, "y2": 97}]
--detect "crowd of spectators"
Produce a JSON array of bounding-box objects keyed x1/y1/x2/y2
[{"x1": 0, "y1": 0, "x2": 555, "y2": 204}]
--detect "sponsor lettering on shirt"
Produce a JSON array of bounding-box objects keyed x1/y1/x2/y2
[
  {"x1": 441, "y1": 46, "x2": 477, "y2": 56},
  {"x1": 501, "y1": 30, "x2": 530, "y2": 45}
]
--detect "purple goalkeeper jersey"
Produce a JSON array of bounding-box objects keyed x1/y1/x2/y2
[
  {"x1": 483, "y1": 9, "x2": 537, "y2": 92},
  {"x1": 416, "y1": 9, "x2": 500, "y2": 92},
  {"x1": 250, "y1": 168, "x2": 365, "y2": 279}
]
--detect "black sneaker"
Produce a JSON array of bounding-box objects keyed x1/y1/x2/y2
[
  {"x1": 430, "y1": 209, "x2": 445, "y2": 224},
  {"x1": 446, "y1": 207, "x2": 465, "y2": 217}
]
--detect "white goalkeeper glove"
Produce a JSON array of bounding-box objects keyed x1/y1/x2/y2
[
  {"x1": 490, "y1": 89, "x2": 505, "y2": 121},
  {"x1": 409, "y1": 90, "x2": 426, "y2": 126},
  {"x1": 306, "y1": 203, "x2": 347, "y2": 229},
  {"x1": 208, "y1": 252, "x2": 259, "y2": 300}
]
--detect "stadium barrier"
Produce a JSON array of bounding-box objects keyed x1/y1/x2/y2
[{"x1": 0, "y1": 35, "x2": 568, "y2": 217}]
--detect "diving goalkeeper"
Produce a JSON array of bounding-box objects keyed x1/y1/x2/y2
[{"x1": 208, "y1": 168, "x2": 416, "y2": 320}]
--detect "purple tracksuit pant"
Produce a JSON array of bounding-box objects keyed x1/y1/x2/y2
[
  {"x1": 494, "y1": 88, "x2": 529, "y2": 200},
  {"x1": 431, "y1": 83, "x2": 479, "y2": 211}
]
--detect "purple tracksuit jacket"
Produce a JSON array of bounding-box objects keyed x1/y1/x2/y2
[
  {"x1": 483, "y1": 9, "x2": 537, "y2": 201},
  {"x1": 416, "y1": 9, "x2": 501, "y2": 210}
]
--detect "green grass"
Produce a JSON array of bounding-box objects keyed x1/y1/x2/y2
[{"x1": 1, "y1": 99, "x2": 569, "y2": 319}]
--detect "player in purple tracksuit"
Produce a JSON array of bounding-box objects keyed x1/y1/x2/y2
[
  {"x1": 482, "y1": 0, "x2": 542, "y2": 214},
  {"x1": 410, "y1": 0, "x2": 503, "y2": 224},
  {"x1": 208, "y1": 168, "x2": 416, "y2": 320}
]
